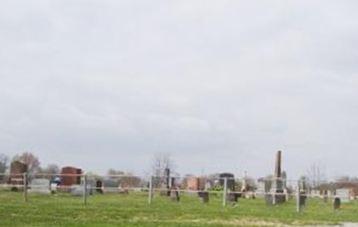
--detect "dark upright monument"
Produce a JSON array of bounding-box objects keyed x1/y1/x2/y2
[
  {"x1": 266, "y1": 150, "x2": 286, "y2": 205},
  {"x1": 9, "y1": 161, "x2": 28, "y2": 191},
  {"x1": 160, "y1": 168, "x2": 171, "y2": 196}
]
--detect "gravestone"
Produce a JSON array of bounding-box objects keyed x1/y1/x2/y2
[
  {"x1": 29, "y1": 179, "x2": 51, "y2": 194},
  {"x1": 333, "y1": 197, "x2": 341, "y2": 210},
  {"x1": 60, "y1": 166, "x2": 82, "y2": 186},
  {"x1": 256, "y1": 180, "x2": 266, "y2": 198},
  {"x1": 71, "y1": 184, "x2": 91, "y2": 196},
  {"x1": 96, "y1": 180, "x2": 103, "y2": 194},
  {"x1": 198, "y1": 191, "x2": 209, "y2": 203},
  {"x1": 170, "y1": 189, "x2": 180, "y2": 202},
  {"x1": 256, "y1": 178, "x2": 270, "y2": 198},
  {"x1": 219, "y1": 173, "x2": 235, "y2": 191},
  {"x1": 241, "y1": 177, "x2": 248, "y2": 192},
  {"x1": 322, "y1": 190, "x2": 328, "y2": 203},
  {"x1": 9, "y1": 161, "x2": 27, "y2": 191},
  {"x1": 50, "y1": 183, "x2": 58, "y2": 193},
  {"x1": 160, "y1": 168, "x2": 171, "y2": 196},
  {"x1": 266, "y1": 151, "x2": 286, "y2": 205},
  {"x1": 85, "y1": 179, "x2": 95, "y2": 195},
  {"x1": 299, "y1": 192, "x2": 307, "y2": 207},
  {"x1": 227, "y1": 192, "x2": 240, "y2": 204},
  {"x1": 71, "y1": 185, "x2": 84, "y2": 196},
  {"x1": 297, "y1": 177, "x2": 308, "y2": 208},
  {"x1": 102, "y1": 179, "x2": 119, "y2": 193}
]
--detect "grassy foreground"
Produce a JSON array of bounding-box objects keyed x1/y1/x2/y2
[{"x1": 1, "y1": 190, "x2": 358, "y2": 226}]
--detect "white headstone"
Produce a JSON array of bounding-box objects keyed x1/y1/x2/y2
[
  {"x1": 255, "y1": 181, "x2": 266, "y2": 198},
  {"x1": 71, "y1": 183, "x2": 92, "y2": 196},
  {"x1": 29, "y1": 179, "x2": 51, "y2": 194}
]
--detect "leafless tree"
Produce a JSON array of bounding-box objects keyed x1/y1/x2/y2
[
  {"x1": 38, "y1": 164, "x2": 60, "y2": 175},
  {"x1": 0, "y1": 154, "x2": 8, "y2": 174},
  {"x1": 0, "y1": 154, "x2": 9, "y2": 181},
  {"x1": 107, "y1": 168, "x2": 125, "y2": 176},
  {"x1": 120, "y1": 173, "x2": 142, "y2": 188},
  {"x1": 306, "y1": 163, "x2": 326, "y2": 188},
  {"x1": 335, "y1": 175, "x2": 350, "y2": 183},
  {"x1": 13, "y1": 152, "x2": 40, "y2": 174},
  {"x1": 151, "y1": 152, "x2": 175, "y2": 177}
]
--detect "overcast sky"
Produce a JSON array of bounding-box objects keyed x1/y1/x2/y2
[{"x1": 1, "y1": 0, "x2": 358, "y2": 179}]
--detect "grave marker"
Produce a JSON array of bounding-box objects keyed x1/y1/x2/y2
[
  {"x1": 29, "y1": 179, "x2": 51, "y2": 194},
  {"x1": 266, "y1": 151, "x2": 286, "y2": 205}
]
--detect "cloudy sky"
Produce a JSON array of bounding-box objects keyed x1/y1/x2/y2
[{"x1": 1, "y1": 0, "x2": 358, "y2": 179}]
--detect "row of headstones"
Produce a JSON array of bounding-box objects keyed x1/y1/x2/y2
[
  {"x1": 28, "y1": 177, "x2": 344, "y2": 210},
  {"x1": 165, "y1": 189, "x2": 343, "y2": 211},
  {"x1": 163, "y1": 190, "x2": 242, "y2": 204},
  {"x1": 297, "y1": 193, "x2": 342, "y2": 210},
  {"x1": 22, "y1": 178, "x2": 108, "y2": 196}
]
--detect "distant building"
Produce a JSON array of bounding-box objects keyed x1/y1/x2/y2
[{"x1": 334, "y1": 182, "x2": 358, "y2": 201}]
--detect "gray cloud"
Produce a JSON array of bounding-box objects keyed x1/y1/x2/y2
[{"x1": 1, "y1": 0, "x2": 358, "y2": 179}]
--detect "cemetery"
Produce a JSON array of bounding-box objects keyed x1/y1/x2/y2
[
  {"x1": 1, "y1": 151, "x2": 358, "y2": 226},
  {"x1": 1, "y1": 0, "x2": 356, "y2": 225}
]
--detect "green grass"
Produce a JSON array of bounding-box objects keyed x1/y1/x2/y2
[{"x1": 0, "y1": 190, "x2": 358, "y2": 226}]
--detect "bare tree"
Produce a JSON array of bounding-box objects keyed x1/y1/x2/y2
[
  {"x1": 38, "y1": 164, "x2": 60, "y2": 175},
  {"x1": 335, "y1": 175, "x2": 350, "y2": 183},
  {"x1": 151, "y1": 152, "x2": 175, "y2": 177},
  {"x1": 13, "y1": 152, "x2": 40, "y2": 174},
  {"x1": 120, "y1": 173, "x2": 142, "y2": 188},
  {"x1": 0, "y1": 154, "x2": 9, "y2": 181},
  {"x1": 106, "y1": 168, "x2": 125, "y2": 180},
  {"x1": 0, "y1": 154, "x2": 8, "y2": 174},
  {"x1": 306, "y1": 163, "x2": 326, "y2": 188},
  {"x1": 107, "y1": 168, "x2": 125, "y2": 176}
]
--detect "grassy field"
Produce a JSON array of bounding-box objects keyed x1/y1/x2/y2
[{"x1": 1, "y1": 190, "x2": 358, "y2": 226}]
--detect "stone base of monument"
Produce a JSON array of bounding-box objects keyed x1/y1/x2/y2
[
  {"x1": 170, "y1": 189, "x2": 180, "y2": 202},
  {"x1": 198, "y1": 191, "x2": 209, "y2": 203},
  {"x1": 265, "y1": 191, "x2": 286, "y2": 205},
  {"x1": 227, "y1": 192, "x2": 241, "y2": 203}
]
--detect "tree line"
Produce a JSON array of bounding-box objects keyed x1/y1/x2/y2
[{"x1": 0, "y1": 151, "x2": 176, "y2": 178}]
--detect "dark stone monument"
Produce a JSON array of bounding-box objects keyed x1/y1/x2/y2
[
  {"x1": 323, "y1": 190, "x2": 328, "y2": 203},
  {"x1": 298, "y1": 177, "x2": 308, "y2": 207},
  {"x1": 9, "y1": 161, "x2": 28, "y2": 191},
  {"x1": 299, "y1": 192, "x2": 307, "y2": 207},
  {"x1": 333, "y1": 197, "x2": 341, "y2": 210},
  {"x1": 266, "y1": 151, "x2": 286, "y2": 205},
  {"x1": 60, "y1": 166, "x2": 82, "y2": 186},
  {"x1": 160, "y1": 168, "x2": 171, "y2": 196},
  {"x1": 96, "y1": 180, "x2": 103, "y2": 194},
  {"x1": 198, "y1": 191, "x2": 209, "y2": 203},
  {"x1": 219, "y1": 173, "x2": 235, "y2": 191}
]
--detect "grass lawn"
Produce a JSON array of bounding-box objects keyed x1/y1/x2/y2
[{"x1": 1, "y1": 190, "x2": 358, "y2": 226}]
